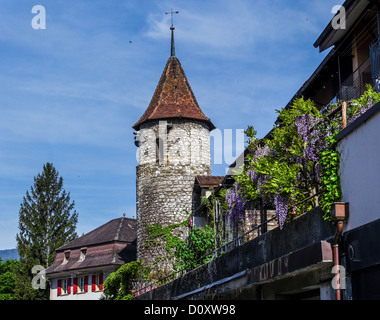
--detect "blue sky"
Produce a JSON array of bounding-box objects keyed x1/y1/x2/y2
[{"x1": 0, "y1": 0, "x2": 343, "y2": 250}]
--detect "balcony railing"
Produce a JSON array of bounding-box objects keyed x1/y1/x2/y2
[
  {"x1": 370, "y1": 36, "x2": 380, "y2": 80},
  {"x1": 338, "y1": 57, "x2": 373, "y2": 101},
  {"x1": 370, "y1": 35, "x2": 380, "y2": 92},
  {"x1": 323, "y1": 56, "x2": 374, "y2": 111}
]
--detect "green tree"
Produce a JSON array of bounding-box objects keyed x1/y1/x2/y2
[
  {"x1": 15, "y1": 162, "x2": 78, "y2": 300},
  {"x1": 0, "y1": 259, "x2": 20, "y2": 300}
]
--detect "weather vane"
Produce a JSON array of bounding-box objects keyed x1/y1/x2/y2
[
  {"x1": 165, "y1": 8, "x2": 179, "y2": 28},
  {"x1": 165, "y1": 9, "x2": 179, "y2": 57}
]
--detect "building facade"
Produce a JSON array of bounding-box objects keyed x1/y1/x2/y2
[{"x1": 45, "y1": 216, "x2": 137, "y2": 300}]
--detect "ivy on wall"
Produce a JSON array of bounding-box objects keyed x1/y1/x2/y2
[{"x1": 145, "y1": 211, "x2": 215, "y2": 274}]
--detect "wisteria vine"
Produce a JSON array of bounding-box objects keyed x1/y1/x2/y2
[{"x1": 226, "y1": 86, "x2": 380, "y2": 230}]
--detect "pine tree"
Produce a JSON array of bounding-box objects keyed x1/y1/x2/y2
[{"x1": 15, "y1": 162, "x2": 78, "y2": 299}]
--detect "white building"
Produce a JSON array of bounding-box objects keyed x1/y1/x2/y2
[{"x1": 45, "y1": 216, "x2": 137, "y2": 300}]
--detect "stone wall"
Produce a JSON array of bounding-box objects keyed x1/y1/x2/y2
[
  {"x1": 243, "y1": 209, "x2": 277, "y2": 241},
  {"x1": 136, "y1": 119, "x2": 212, "y2": 269}
]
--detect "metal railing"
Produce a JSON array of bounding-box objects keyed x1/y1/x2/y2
[
  {"x1": 339, "y1": 57, "x2": 373, "y2": 101},
  {"x1": 324, "y1": 56, "x2": 375, "y2": 109},
  {"x1": 370, "y1": 36, "x2": 380, "y2": 80}
]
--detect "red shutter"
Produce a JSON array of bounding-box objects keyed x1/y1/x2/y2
[
  {"x1": 57, "y1": 279, "x2": 62, "y2": 296},
  {"x1": 84, "y1": 275, "x2": 88, "y2": 292},
  {"x1": 73, "y1": 277, "x2": 78, "y2": 294},
  {"x1": 92, "y1": 275, "x2": 96, "y2": 291},
  {"x1": 99, "y1": 273, "x2": 103, "y2": 291},
  {"x1": 67, "y1": 278, "x2": 71, "y2": 294}
]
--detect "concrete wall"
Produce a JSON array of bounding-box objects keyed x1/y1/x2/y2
[
  {"x1": 135, "y1": 207, "x2": 336, "y2": 300},
  {"x1": 337, "y1": 102, "x2": 380, "y2": 232}
]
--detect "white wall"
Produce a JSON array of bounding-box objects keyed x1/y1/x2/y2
[
  {"x1": 337, "y1": 108, "x2": 380, "y2": 232},
  {"x1": 49, "y1": 270, "x2": 112, "y2": 300}
]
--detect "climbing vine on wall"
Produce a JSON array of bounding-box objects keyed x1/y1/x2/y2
[
  {"x1": 145, "y1": 211, "x2": 215, "y2": 274},
  {"x1": 103, "y1": 261, "x2": 150, "y2": 300},
  {"x1": 319, "y1": 132, "x2": 341, "y2": 220},
  {"x1": 227, "y1": 86, "x2": 380, "y2": 228}
]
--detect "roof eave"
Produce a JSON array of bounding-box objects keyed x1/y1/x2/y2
[
  {"x1": 133, "y1": 117, "x2": 216, "y2": 132},
  {"x1": 314, "y1": 0, "x2": 370, "y2": 52}
]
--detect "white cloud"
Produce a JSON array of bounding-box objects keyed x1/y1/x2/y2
[{"x1": 143, "y1": 0, "x2": 334, "y2": 59}]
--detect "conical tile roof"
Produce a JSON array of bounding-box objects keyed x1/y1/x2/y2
[{"x1": 133, "y1": 56, "x2": 215, "y2": 130}]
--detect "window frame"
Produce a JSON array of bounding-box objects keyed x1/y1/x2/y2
[
  {"x1": 62, "y1": 250, "x2": 71, "y2": 264},
  {"x1": 79, "y1": 247, "x2": 87, "y2": 261},
  {"x1": 92, "y1": 272, "x2": 104, "y2": 292}
]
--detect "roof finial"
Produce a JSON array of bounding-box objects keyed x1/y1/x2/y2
[{"x1": 165, "y1": 8, "x2": 179, "y2": 57}]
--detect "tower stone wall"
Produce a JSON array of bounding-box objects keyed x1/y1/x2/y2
[{"x1": 136, "y1": 119, "x2": 211, "y2": 269}]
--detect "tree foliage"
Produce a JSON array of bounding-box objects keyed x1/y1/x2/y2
[
  {"x1": 0, "y1": 259, "x2": 20, "y2": 300},
  {"x1": 15, "y1": 162, "x2": 78, "y2": 300}
]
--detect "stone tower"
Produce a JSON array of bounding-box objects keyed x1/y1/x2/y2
[{"x1": 133, "y1": 24, "x2": 215, "y2": 269}]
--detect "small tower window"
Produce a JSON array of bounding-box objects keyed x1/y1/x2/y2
[{"x1": 156, "y1": 138, "x2": 164, "y2": 164}]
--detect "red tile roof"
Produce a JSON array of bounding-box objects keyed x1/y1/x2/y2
[{"x1": 133, "y1": 57, "x2": 215, "y2": 130}]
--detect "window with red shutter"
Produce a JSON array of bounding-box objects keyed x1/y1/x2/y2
[
  {"x1": 73, "y1": 277, "x2": 78, "y2": 294},
  {"x1": 68, "y1": 278, "x2": 71, "y2": 294},
  {"x1": 99, "y1": 273, "x2": 103, "y2": 291},
  {"x1": 84, "y1": 275, "x2": 88, "y2": 292},
  {"x1": 92, "y1": 275, "x2": 96, "y2": 291},
  {"x1": 57, "y1": 279, "x2": 62, "y2": 296}
]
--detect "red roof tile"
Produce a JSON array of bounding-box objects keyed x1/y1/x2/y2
[{"x1": 133, "y1": 57, "x2": 215, "y2": 130}]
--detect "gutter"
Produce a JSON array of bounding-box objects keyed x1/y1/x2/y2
[
  {"x1": 333, "y1": 221, "x2": 344, "y2": 300},
  {"x1": 313, "y1": 0, "x2": 361, "y2": 50},
  {"x1": 330, "y1": 202, "x2": 349, "y2": 300}
]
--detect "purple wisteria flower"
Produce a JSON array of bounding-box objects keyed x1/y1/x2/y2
[
  {"x1": 274, "y1": 193, "x2": 290, "y2": 230},
  {"x1": 226, "y1": 182, "x2": 246, "y2": 228}
]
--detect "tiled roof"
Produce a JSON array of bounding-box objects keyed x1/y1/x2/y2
[
  {"x1": 58, "y1": 217, "x2": 137, "y2": 251},
  {"x1": 133, "y1": 56, "x2": 215, "y2": 130},
  {"x1": 45, "y1": 217, "x2": 137, "y2": 275},
  {"x1": 45, "y1": 242, "x2": 136, "y2": 275},
  {"x1": 195, "y1": 176, "x2": 225, "y2": 188}
]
